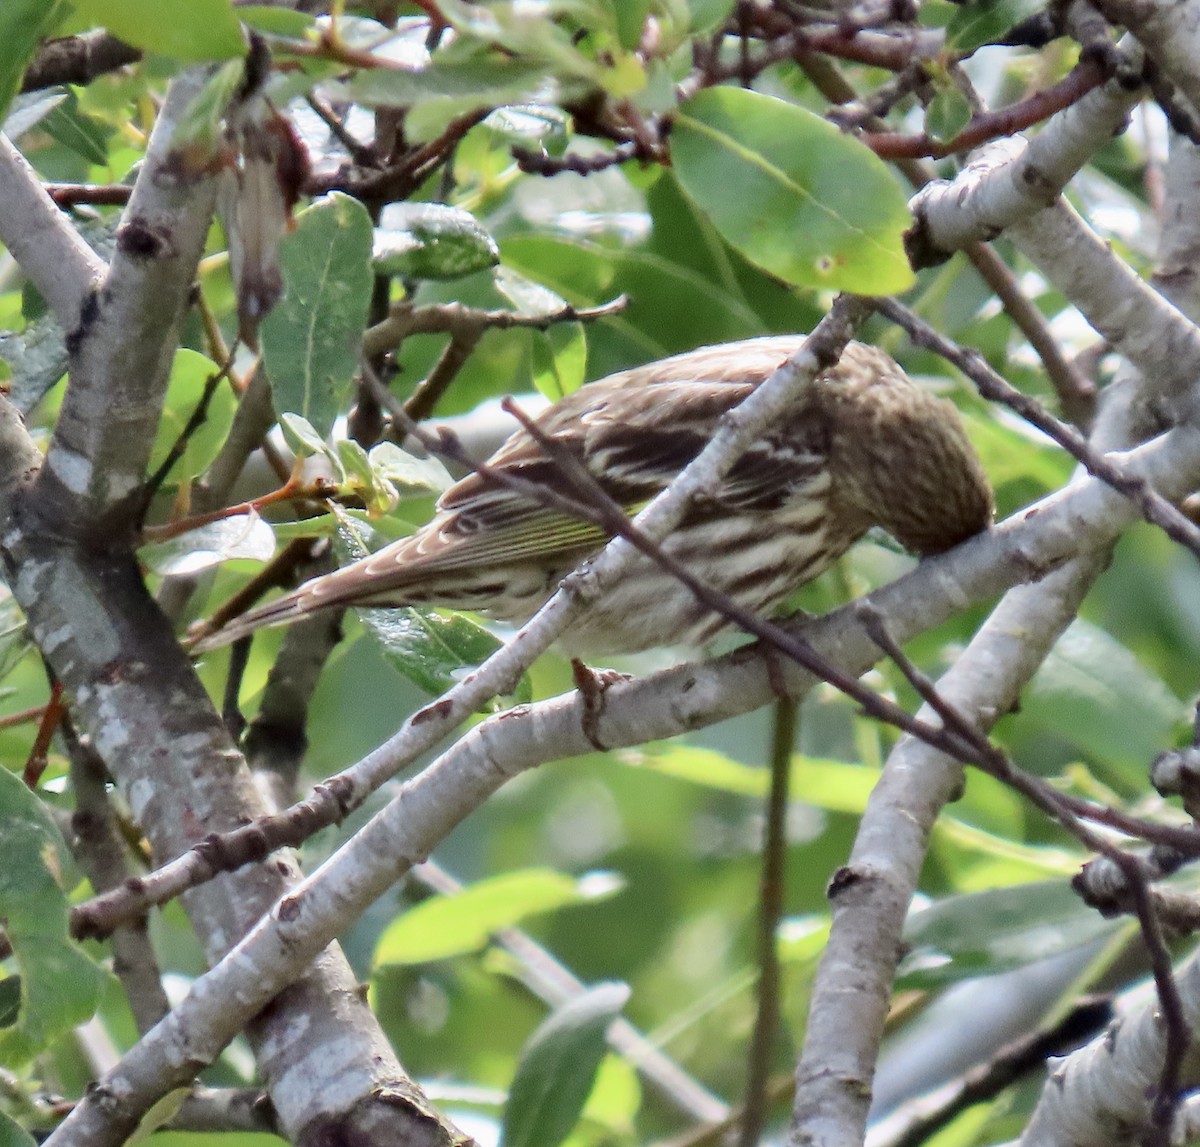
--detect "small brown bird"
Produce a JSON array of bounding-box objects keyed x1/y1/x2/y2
[{"x1": 195, "y1": 336, "x2": 993, "y2": 655}]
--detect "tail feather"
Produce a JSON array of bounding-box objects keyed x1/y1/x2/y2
[{"x1": 187, "y1": 587, "x2": 322, "y2": 652}]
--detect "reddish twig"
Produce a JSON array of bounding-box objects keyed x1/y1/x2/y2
[{"x1": 860, "y1": 58, "x2": 1105, "y2": 159}]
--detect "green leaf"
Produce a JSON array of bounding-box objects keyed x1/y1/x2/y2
[
  {"x1": 946, "y1": 0, "x2": 1045, "y2": 52},
  {"x1": 366, "y1": 441, "x2": 454, "y2": 494},
  {"x1": 0, "y1": 976, "x2": 20, "y2": 1027},
  {"x1": 898, "y1": 881, "x2": 1122, "y2": 987},
  {"x1": 483, "y1": 104, "x2": 570, "y2": 153},
  {"x1": 0, "y1": 768, "x2": 106, "y2": 1066},
  {"x1": 336, "y1": 438, "x2": 375, "y2": 492},
  {"x1": 494, "y1": 266, "x2": 568, "y2": 317},
  {"x1": 925, "y1": 86, "x2": 972, "y2": 144},
  {"x1": 41, "y1": 88, "x2": 111, "y2": 165},
  {"x1": 278, "y1": 411, "x2": 328, "y2": 458},
  {"x1": 332, "y1": 512, "x2": 523, "y2": 698},
  {"x1": 0, "y1": 312, "x2": 68, "y2": 416},
  {"x1": 140, "y1": 513, "x2": 276, "y2": 577},
  {"x1": 0, "y1": 1112, "x2": 36, "y2": 1147},
  {"x1": 261, "y1": 193, "x2": 374, "y2": 437},
  {"x1": 68, "y1": 0, "x2": 245, "y2": 61},
  {"x1": 501, "y1": 982, "x2": 631, "y2": 1147},
  {"x1": 343, "y1": 56, "x2": 551, "y2": 143},
  {"x1": 0, "y1": 0, "x2": 65, "y2": 124},
  {"x1": 147, "y1": 349, "x2": 237, "y2": 484},
  {"x1": 688, "y1": 0, "x2": 737, "y2": 32},
  {"x1": 1020, "y1": 619, "x2": 1185, "y2": 780},
  {"x1": 171, "y1": 58, "x2": 245, "y2": 165},
  {"x1": 672, "y1": 87, "x2": 915, "y2": 293},
  {"x1": 374, "y1": 868, "x2": 623, "y2": 966},
  {"x1": 237, "y1": 5, "x2": 315, "y2": 37},
  {"x1": 613, "y1": 1, "x2": 653, "y2": 49},
  {"x1": 3, "y1": 89, "x2": 66, "y2": 141},
  {"x1": 530, "y1": 322, "x2": 586, "y2": 401},
  {"x1": 621, "y1": 744, "x2": 880, "y2": 811},
  {"x1": 959, "y1": 405, "x2": 1072, "y2": 493},
  {"x1": 373, "y1": 203, "x2": 500, "y2": 281}
]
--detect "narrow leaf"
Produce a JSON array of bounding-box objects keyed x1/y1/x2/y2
[
  {"x1": 672, "y1": 87, "x2": 914, "y2": 293},
  {"x1": 261, "y1": 192, "x2": 374, "y2": 437},
  {"x1": 374, "y1": 869, "x2": 623, "y2": 966},
  {"x1": 899, "y1": 881, "x2": 1121, "y2": 987},
  {"x1": 41, "y1": 88, "x2": 111, "y2": 165},
  {"x1": 0, "y1": 769, "x2": 105, "y2": 1066},
  {"x1": 501, "y1": 982, "x2": 632, "y2": 1147}
]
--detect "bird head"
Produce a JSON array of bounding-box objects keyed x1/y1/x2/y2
[{"x1": 821, "y1": 345, "x2": 994, "y2": 556}]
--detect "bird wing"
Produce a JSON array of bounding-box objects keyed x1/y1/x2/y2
[{"x1": 384, "y1": 374, "x2": 829, "y2": 580}]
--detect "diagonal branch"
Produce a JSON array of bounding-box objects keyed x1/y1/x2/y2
[{"x1": 0, "y1": 134, "x2": 106, "y2": 327}]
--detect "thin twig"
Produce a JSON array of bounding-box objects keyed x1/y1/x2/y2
[
  {"x1": 403, "y1": 330, "x2": 484, "y2": 421},
  {"x1": 739, "y1": 699, "x2": 796, "y2": 1147},
  {"x1": 860, "y1": 58, "x2": 1105, "y2": 158},
  {"x1": 140, "y1": 352, "x2": 237, "y2": 512},
  {"x1": 363, "y1": 295, "x2": 627, "y2": 359}
]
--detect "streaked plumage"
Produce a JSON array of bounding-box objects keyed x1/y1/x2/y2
[{"x1": 194, "y1": 336, "x2": 993, "y2": 655}]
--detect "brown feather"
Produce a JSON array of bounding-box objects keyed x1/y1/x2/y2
[{"x1": 192, "y1": 337, "x2": 992, "y2": 655}]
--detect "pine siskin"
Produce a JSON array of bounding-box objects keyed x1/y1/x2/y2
[{"x1": 195, "y1": 336, "x2": 993, "y2": 655}]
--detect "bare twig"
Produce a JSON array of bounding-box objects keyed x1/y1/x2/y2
[
  {"x1": 739, "y1": 699, "x2": 796, "y2": 1147},
  {"x1": 861, "y1": 58, "x2": 1106, "y2": 158},
  {"x1": 362, "y1": 294, "x2": 626, "y2": 359}
]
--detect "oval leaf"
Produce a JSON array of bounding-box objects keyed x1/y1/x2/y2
[
  {"x1": 0, "y1": 769, "x2": 105, "y2": 1066},
  {"x1": 672, "y1": 87, "x2": 915, "y2": 293},
  {"x1": 374, "y1": 203, "x2": 500, "y2": 280},
  {"x1": 374, "y1": 868, "x2": 623, "y2": 967},
  {"x1": 261, "y1": 192, "x2": 374, "y2": 437},
  {"x1": 501, "y1": 982, "x2": 632, "y2": 1147}
]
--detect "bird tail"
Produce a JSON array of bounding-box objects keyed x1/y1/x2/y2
[{"x1": 186, "y1": 587, "x2": 321, "y2": 653}]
